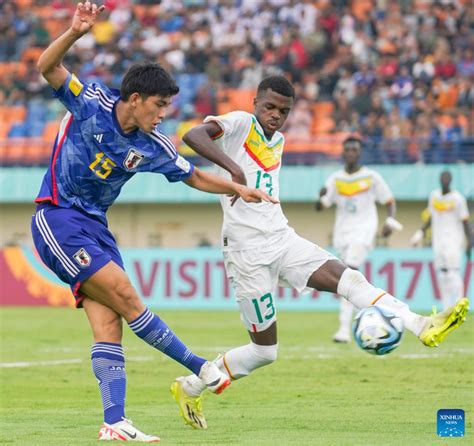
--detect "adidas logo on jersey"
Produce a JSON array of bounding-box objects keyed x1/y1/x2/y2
[{"x1": 94, "y1": 134, "x2": 104, "y2": 143}]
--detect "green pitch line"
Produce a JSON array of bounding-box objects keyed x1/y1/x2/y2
[{"x1": 0, "y1": 307, "x2": 472, "y2": 446}]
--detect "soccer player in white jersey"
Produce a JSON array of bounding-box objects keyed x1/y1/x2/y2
[
  {"x1": 170, "y1": 76, "x2": 469, "y2": 430},
  {"x1": 315, "y1": 136, "x2": 401, "y2": 343},
  {"x1": 411, "y1": 171, "x2": 471, "y2": 309}
]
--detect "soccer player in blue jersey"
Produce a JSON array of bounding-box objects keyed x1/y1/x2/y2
[{"x1": 30, "y1": 2, "x2": 276, "y2": 442}]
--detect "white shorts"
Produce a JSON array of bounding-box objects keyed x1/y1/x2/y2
[
  {"x1": 336, "y1": 243, "x2": 371, "y2": 269},
  {"x1": 434, "y1": 246, "x2": 462, "y2": 271},
  {"x1": 224, "y1": 229, "x2": 335, "y2": 332}
]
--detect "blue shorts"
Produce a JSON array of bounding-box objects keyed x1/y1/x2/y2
[{"x1": 31, "y1": 203, "x2": 124, "y2": 308}]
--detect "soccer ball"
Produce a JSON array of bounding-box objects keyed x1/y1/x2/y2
[{"x1": 352, "y1": 305, "x2": 404, "y2": 355}]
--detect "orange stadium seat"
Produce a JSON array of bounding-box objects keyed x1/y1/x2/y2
[
  {"x1": 16, "y1": 0, "x2": 33, "y2": 9},
  {"x1": 216, "y1": 89, "x2": 230, "y2": 114},
  {"x1": 217, "y1": 101, "x2": 234, "y2": 115},
  {"x1": 3, "y1": 138, "x2": 28, "y2": 165},
  {"x1": 284, "y1": 141, "x2": 315, "y2": 152},
  {"x1": 284, "y1": 132, "x2": 350, "y2": 157},
  {"x1": 132, "y1": 5, "x2": 147, "y2": 20},
  {"x1": 3, "y1": 106, "x2": 27, "y2": 125},
  {"x1": 0, "y1": 62, "x2": 28, "y2": 81},
  {"x1": 23, "y1": 138, "x2": 49, "y2": 165},
  {"x1": 44, "y1": 18, "x2": 67, "y2": 39},
  {"x1": 0, "y1": 106, "x2": 9, "y2": 122},
  {"x1": 32, "y1": 6, "x2": 52, "y2": 19},
  {"x1": 132, "y1": 4, "x2": 161, "y2": 21},
  {"x1": 21, "y1": 47, "x2": 44, "y2": 63},
  {"x1": 43, "y1": 121, "x2": 61, "y2": 143},
  {"x1": 227, "y1": 89, "x2": 255, "y2": 113},
  {"x1": 437, "y1": 114, "x2": 453, "y2": 129},
  {"x1": 313, "y1": 132, "x2": 350, "y2": 156},
  {"x1": 312, "y1": 116, "x2": 335, "y2": 135},
  {"x1": 312, "y1": 101, "x2": 334, "y2": 118},
  {"x1": 0, "y1": 121, "x2": 12, "y2": 140},
  {"x1": 352, "y1": 0, "x2": 374, "y2": 21},
  {"x1": 458, "y1": 114, "x2": 469, "y2": 133},
  {"x1": 437, "y1": 84, "x2": 459, "y2": 110}
]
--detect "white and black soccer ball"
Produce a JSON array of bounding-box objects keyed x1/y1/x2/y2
[{"x1": 352, "y1": 305, "x2": 404, "y2": 355}]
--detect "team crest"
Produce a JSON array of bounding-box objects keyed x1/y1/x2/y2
[
  {"x1": 123, "y1": 148, "x2": 144, "y2": 170},
  {"x1": 73, "y1": 248, "x2": 92, "y2": 267}
]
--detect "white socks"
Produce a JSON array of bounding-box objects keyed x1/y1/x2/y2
[
  {"x1": 337, "y1": 268, "x2": 427, "y2": 337},
  {"x1": 183, "y1": 342, "x2": 278, "y2": 397},
  {"x1": 214, "y1": 343, "x2": 278, "y2": 380},
  {"x1": 438, "y1": 269, "x2": 464, "y2": 309}
]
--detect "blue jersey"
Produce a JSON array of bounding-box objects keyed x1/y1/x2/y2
[{"x1": 36, "y1": 74, "x2": 194, "y2": 222}]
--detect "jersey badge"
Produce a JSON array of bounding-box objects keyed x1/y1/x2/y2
[
  {"x1": 73, "y1": 248, "x2": 92, "y2": 268},
  {"x1": 124, "y1": 148, "x2": 145, "y2": 170}
]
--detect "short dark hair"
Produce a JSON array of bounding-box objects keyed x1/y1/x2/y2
[
  {"x1": 257, "y1": 76, "x2": 295, "y2": 99},
  {"x1": 343, "y1": 136, "x2": 362, "y2": 148},
  {"x1": 120, "y1": 62, "x2": 179, "y2": 100}
]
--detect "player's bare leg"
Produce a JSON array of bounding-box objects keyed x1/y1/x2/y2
[
  {"x1": 80, "y1": 261, "x2": 146, "y2": 322},
  {"x1": 83, "y1": 298, "x2": 123, "y2": 343}
]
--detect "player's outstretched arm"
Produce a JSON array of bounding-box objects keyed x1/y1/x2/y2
[
  {"x1": 183, "y1": 123, "x2": 247, "y2": 186},
  {"x1": 37, "y1": 2, "x2": 105, "y2": 89},
  {"x1": 184, "y1": 168, "x2": 279, "y2": 205}
]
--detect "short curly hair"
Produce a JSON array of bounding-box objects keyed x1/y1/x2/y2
[{"x1": 257, "y1": 76, "x2": 295, "y2": 98}]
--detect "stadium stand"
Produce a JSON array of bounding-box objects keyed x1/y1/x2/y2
[{"x1": 0, "y1": 0, "x2": 472, "y2": 166}]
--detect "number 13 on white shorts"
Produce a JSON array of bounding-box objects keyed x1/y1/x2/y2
[{"x1": 239, "y1": 293, "x2": 276, "y2": 332}]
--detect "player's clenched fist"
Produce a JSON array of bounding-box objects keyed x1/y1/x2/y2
[{"x1": 71, "y1": 2, "x2": 106, "y2": 36}]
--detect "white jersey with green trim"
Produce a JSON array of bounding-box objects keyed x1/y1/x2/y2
[
  {"x1": 203, "y1": 111, "x2": 289, "y2": 251},
  {"x1": 321, "y1": 167, "x2": 393, "y2": 249},
  {"x1": 429, "y1": 189, "x2": 469, "y2": 254}
]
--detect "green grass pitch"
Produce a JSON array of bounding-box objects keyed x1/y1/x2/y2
[{"x1": 0, "y1": 307, "x2": 472, "y2": 445}]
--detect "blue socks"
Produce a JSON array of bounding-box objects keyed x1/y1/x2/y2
[
  {"x1": 128, "y1": 308, "x2": 206, "y2": 375},
  {"x1": 91, "y1": 343, "x2": 126, "y2": 425}
]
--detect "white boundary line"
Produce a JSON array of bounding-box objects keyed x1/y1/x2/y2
[
  {"x1": 1, "y1": 345, "x2": 471, "y2": 368},
  {"x1": 0, "y1": 359, "x2": 82, "y2": 368},
  {"x1": 0, "y1": 356, "x2": 155, "y2": 368}
]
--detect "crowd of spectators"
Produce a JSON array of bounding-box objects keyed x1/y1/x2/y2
[{"x1": 0, "y1": 0, "x2": 473, "y2": 165}]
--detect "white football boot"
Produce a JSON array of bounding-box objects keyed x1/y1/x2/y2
[
  {"x1": 332, "y1": 328, "x2": 351, "y2": 343},
  {"x1": 98, "y1": 418, "x2": 160, "y2": 442},
  {"x1": 199, "y1": 360, "x2": 231, "y2": 394}
]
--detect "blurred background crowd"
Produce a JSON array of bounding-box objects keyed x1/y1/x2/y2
[{"x1": 0, "y1": 0, "x2": 473, "y2": 165}]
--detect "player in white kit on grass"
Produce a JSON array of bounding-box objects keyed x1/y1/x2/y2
[
  {"x1": 170, "y1": 76, "x2": 469, "y2": 430},
  {"x1": 316, "y1": 136, "x2": 402, "y2": 343},
  {"x1": 411, "y1": 171, "x2": 471, "y2": 309}
]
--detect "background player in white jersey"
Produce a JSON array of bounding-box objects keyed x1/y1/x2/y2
[
  {"x1": 315, "y1": 136, "x2": 402, "y2": 343},
  {"x1": 171, "y1": 76, "x2": 469, "y2": 430},
  {"x1": 411, "y1": 171, "x2": 471, "y2": 309}
]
